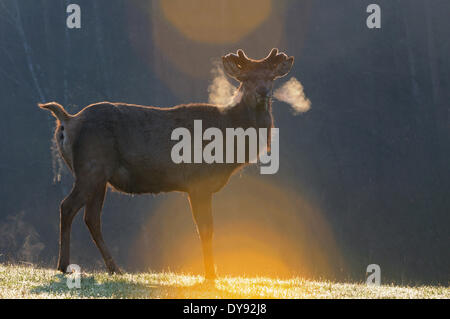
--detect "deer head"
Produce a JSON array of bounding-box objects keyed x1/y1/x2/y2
[{"x1": 222, "y1": 48, "x2": 294, "y2": 102}]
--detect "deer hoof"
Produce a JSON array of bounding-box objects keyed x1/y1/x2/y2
[
  {"x1": 108, "y1": 267, "x2": 123, "y2": 275},
  {"x1": 57, "y1": 264, "x2": 69, "y2": 274},
  {"x1": 205, "y1": 272, "x2": 216, "y2": 281}
]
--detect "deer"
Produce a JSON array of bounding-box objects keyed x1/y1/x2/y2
[{"x1": 39, "y1": 48, "x2": 294, "y2": 280}]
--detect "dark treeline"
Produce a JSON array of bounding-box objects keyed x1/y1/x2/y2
[{"x1": 0, "y1": 0, "x2": 448, "y2": 285}]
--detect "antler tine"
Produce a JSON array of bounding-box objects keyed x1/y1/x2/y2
[
  {"x1": 266, "y1": 48, "x2": 278, "y2": 61},
  {"x1": 265, "y1": 48, "x2": 290, "y2": 67},
  {"x1": 237, "y1": 49, "x2": 251, "y2": 65},
  {"x1": 264, "y1": 48, "x2": 282, "y2": 64}
]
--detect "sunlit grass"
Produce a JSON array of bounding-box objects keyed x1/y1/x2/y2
[{"x1": 0, "y1": 264, "x2": 448, "y2": 299}]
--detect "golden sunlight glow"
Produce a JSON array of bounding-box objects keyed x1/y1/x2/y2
[
  {"x1": 130, "y1": 175, "x2": 342, "y2": 280},
  {"x1": 160, "y1": 0, "x2": 272, "y2": 44},
  {"x1": 126, "y1": 0, "x2": 285, "y2": 99}
]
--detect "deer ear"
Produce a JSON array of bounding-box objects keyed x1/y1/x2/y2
[{"x1": 273, "y1": 56, "x2": 294, "y2": 79}]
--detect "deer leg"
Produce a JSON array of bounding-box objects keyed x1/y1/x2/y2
[
  {"x1": 57, "y1": 184, "x2": 88, "y2": 273},
  {"x1": 84, "y1": 183, "x2": 121, "y2": 274},
  {"x1": 189, "y1": 191, "x2": 216, "y2": 280}
]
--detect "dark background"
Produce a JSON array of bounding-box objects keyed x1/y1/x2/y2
[{"x1": 0, "y1": 0, "x2": 448, "y2": 285}]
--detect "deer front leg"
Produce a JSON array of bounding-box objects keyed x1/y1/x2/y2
[{"x1": 188, "y1": 191, "x2": 216, "y2": 280}]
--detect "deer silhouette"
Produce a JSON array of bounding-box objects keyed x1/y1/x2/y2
[{"x1": 39, "y1": 48, "x2": 294, "y2": 279}]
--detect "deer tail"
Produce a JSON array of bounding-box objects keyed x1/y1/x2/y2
[{"x1": 38, "y1": 102, "x2": 71, "y2": 122}]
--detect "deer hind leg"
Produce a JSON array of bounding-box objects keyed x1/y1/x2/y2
[
  {"x1": 188, "y1": 191, "x2": 216, "y2": 280},
  {"x1": 83, "y1": 183, "x2": 121, "y2": 274},
  {"x1": 57, "y1": 182, "x2": 89, "y2": 273}
]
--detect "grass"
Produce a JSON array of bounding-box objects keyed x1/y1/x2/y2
[{"x1": 0, "y1": 264, "x2": 448, "y2": 299}]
